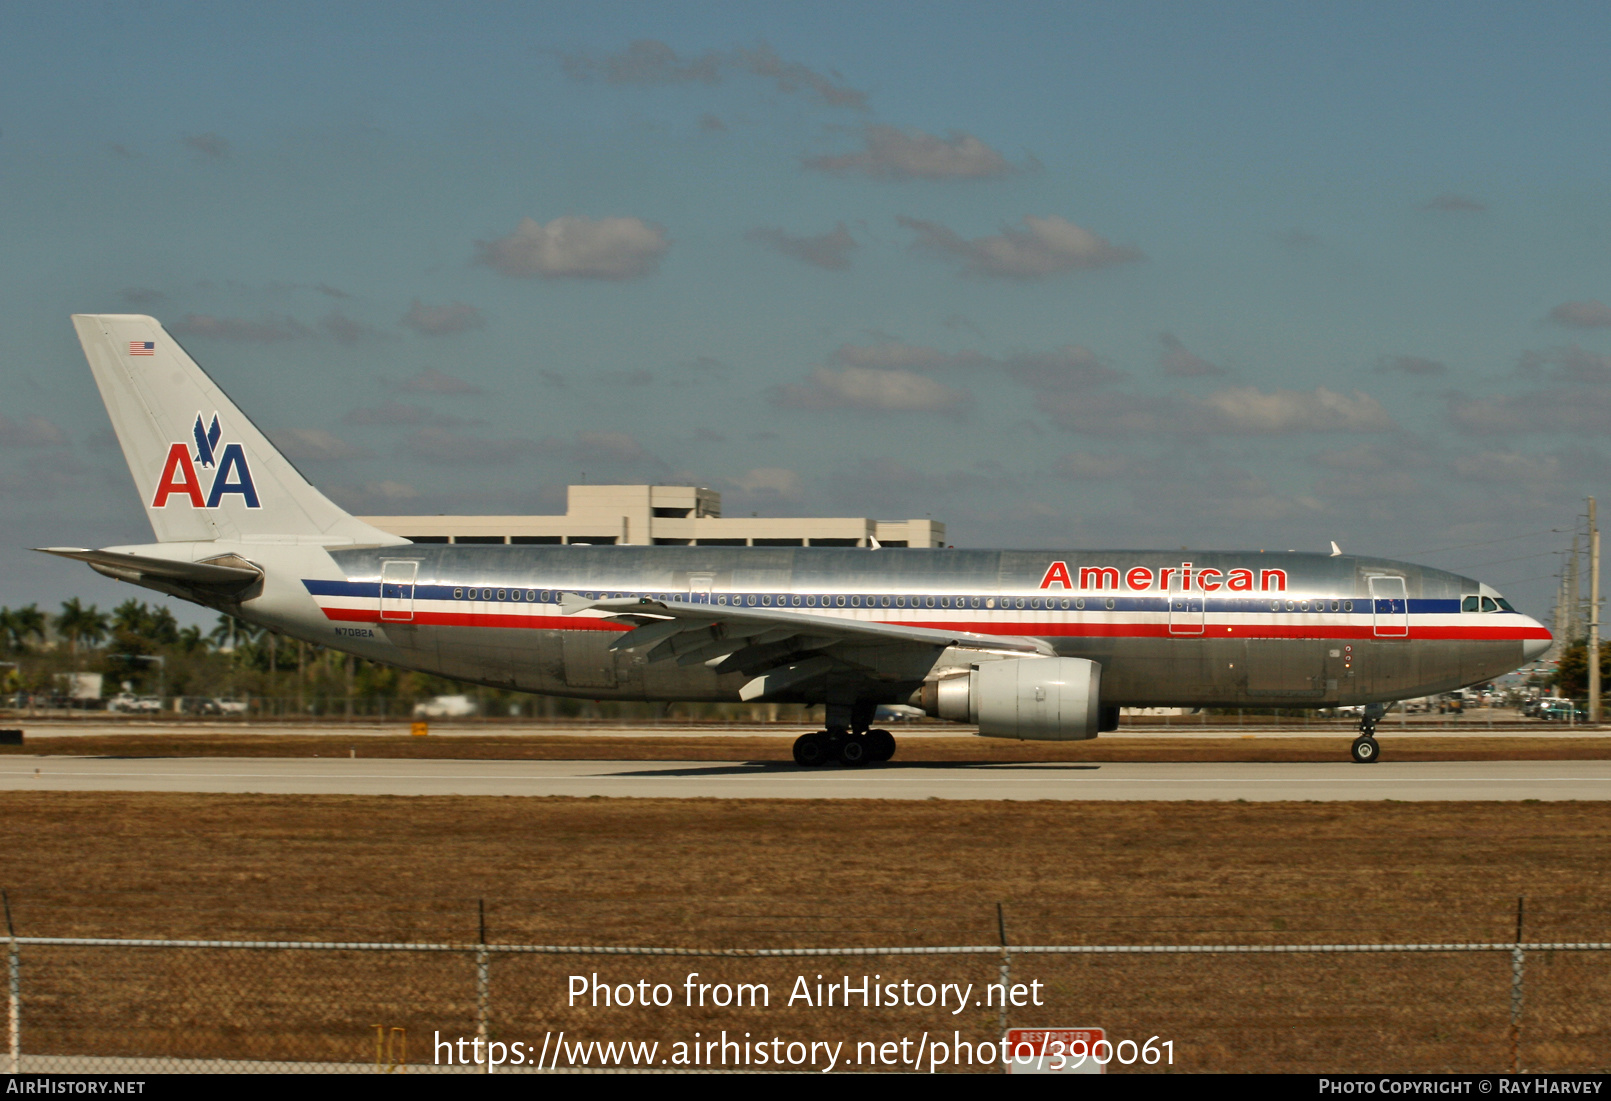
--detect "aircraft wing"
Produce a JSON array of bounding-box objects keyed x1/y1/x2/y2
[{"x1": 562, "y1": 593, "x2": 1052, "y2": 701}]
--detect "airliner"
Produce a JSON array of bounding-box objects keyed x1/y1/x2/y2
[{"x1": 43, "y1": 315, "x2": 1551, "y2": 766}]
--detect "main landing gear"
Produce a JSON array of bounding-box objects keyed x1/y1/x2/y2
[
  {"x1": 1349, "y1": 702, "x2": 1388, "y2": 764},
  {"x1": 792, "y1": 729, "x2": 897, "y2": 767}
]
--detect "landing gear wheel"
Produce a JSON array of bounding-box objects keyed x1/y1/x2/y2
[
  {"x1": 793, "y1": 732, "x2": 830, "y2": 767},
  {"x1": 839, "y1": 735, "x2": 870, "y2": 766},
  {"x1": 1350, "y1": 736, "x2": 1380, "y2": 764},
  {"x1": 866, "y1": 729, "x2": 896, "y2": 763}
]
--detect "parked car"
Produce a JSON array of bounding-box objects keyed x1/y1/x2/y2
[
  {"x1": 413, "y1": 695, "x2": 478, "y2": 718},
  {"x1": 1538, "y1": 701, "x2": 1587, "y2": 723},
  {"x1": 214, "y1": 698, "x2": 249, "y2": 715},
  {"x1": 107, "y1": 693, "x2": 162, "y2": 713}
]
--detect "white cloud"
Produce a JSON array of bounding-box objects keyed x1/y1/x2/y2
[
  {"x1": 388, "y1": 369, "x2": 483, "y2": 395},
  {"x1": 1423, "y1": 193, "x2": 1486, "y2": 212},
  {"x1": 343, "y1": 402, "x2": 476, "y2": 427},
  {"x1": 1547, "y1": 300, "x2": 1611, "y2": 329},
  {"x1": 402, "y1": 300, "x2": 485, "y2": 336},
  {"x1": 476, "y1": 215, "x2": 669, "y2": 280},
  {"x1": 806, "y1": 126, "x2": 1017, "y2": 180},
  {"x1": 1158, "y1": 332, "x2": 1227, "y2": 378},
  {"x1": 745, "y1": 223, "x2": 857, "y2": 270},
  {"x1": 831, "y1": 341, "x2": 985, "y2": 372},
  {"x1": 568, "y1": 430, "x2": 650, "y2": 464},
  {"x1": 1448, "y1": 388, "x2": 1611, "y2": 434},
  {"x1": 1517, "y1": 345, "x2": 1611, "y2": 384},
  {"x1": 1053, "y1": 452, "x2": 1146, "y2": 480},
  {"x1": 0, "y1": 414, "x2": 67, "y2": 448},
  {"x1": 769, "y1": 366, "x2": 970, "y2": 414},
  {"x1": 1034, "y1": 386, "x2": 1395, "y2": 436},
  {"x1": 899, "y1": 214, "x2": 1141, "y2": 279},
  {"x1": 734, "y1": 43, "x2": 868, "y2": 110},
  {"x1": 728, "y1": 467, "x2": 804, "y2": 500},
  {"x1": 563, "y1": 39, "x2": 722, "y2": 85},
  {"x1": 169, "y1": 314, "x2": 311, "y2": 342},
  {"x1": 1449, "y1": 450, "x2": 1566, "y2": 487},
  {"x1": 182, "y1": 132, "x2": 230, "y2": 159},
  {"x1": 1376, "y1": 354, "x2": 1448, "y2": 376},
  {"x1": 319, "y1": 312, "x2": 376, "y2": 345},
  {"x1": 405, "y1": 427, "x2": 538, "y2": 465},
  {"x1": 271, "y1": 428, "x2": 371, "y2": 462},
  {"x1": 1002, "y1": 345, "x2": 1124, "y2": 392},
  {"x1": 561, "y1": 39, "x2": 867, "y2": 109},
  {"x1": 1191, "y1": 386, "x2": 1395, "y2": 434}
]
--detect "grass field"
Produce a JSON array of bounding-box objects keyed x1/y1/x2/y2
[{"x1": 1, "y1": 791, "x2": 1608, "y2": 1071}]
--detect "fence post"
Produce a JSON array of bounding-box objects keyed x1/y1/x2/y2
[
  {"x1": 996, "y1": 903, "x2": 1011, "y2": 1048},
  {"x1": 476, "y1": 899, "x2": 491, "y2": 1075},
  {"x1": 1509, "y1": 895, "x2": 1525, "y2": 1074},
  {"x1": 4, "y1": 889, "x2": 17, "y2": 1074}
]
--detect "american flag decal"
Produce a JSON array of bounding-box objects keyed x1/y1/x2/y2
[{"x1": 129, "y1": 341, "x2": 155, "y2": 356}]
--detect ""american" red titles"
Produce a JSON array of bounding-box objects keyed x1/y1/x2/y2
[{"x1": 1038, "y1": 562, "x2": 1287, "y2": 593}]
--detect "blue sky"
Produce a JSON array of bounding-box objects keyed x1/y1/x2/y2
[{"x1": 4, "y1": 1, "x2": 1610, "y2": 622}]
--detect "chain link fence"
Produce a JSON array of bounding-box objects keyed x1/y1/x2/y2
[{"x1": 5, "y1": 934, "x2": 1609, "y2": 1073}]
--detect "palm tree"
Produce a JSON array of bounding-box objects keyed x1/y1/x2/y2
[
  {"x1": 112, "y1": 599, "x2": 150, "y2": 636},
  {"x1": 55, "y1": 598, "x2": 109, "y2": 659},
  {"x1": 0, "y1": 605, "x2": 46, "y2": 652},
  {"x1": 210, "y1": 614, "x2": 239, "y2": 653}
]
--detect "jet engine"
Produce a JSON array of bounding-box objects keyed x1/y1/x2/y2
[{"x1": 919, "y1": 656, "x2": 1103, "y2": 740}]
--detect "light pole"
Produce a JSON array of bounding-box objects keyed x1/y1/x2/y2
[{"x1": 1591, "y1": 497, "x2": 1601, "y2": 725}]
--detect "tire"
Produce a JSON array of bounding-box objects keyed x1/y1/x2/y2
[
  {"x1": 793, "y1": 732, "x2": 829, "y2": 767},
  {"x1": 838, "y1": 735, "x2": 869, "y2": 766},
  {"x1": 867, "y1": 729, "x2": 896, "y2": 763},
  {"x1": 1350, "y1": 736, "x2": 1380, "y2": 764}
]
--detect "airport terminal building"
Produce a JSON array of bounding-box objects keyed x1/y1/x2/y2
[{"x1": 361, "y1": 484, "x2": 946, "y2": 549}]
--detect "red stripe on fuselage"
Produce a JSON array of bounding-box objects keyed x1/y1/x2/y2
[{"x1": 322, "y1": 607, "x2": 630, "y2": 631}]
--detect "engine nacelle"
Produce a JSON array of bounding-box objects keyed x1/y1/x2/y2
[{"x1": 919, "y1": 657, "x2": 1103, "y2": 741}]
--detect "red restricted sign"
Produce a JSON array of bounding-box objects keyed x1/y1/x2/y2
[{"x1": 1003, "y1": 1027, "x2": 1105, "y2": 1075}]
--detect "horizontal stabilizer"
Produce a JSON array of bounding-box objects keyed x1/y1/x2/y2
[{"x1": 36, "y1": 547, "x2": 261, "y2": 589}]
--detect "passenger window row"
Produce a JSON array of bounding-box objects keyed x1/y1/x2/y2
[{"x1": 440, "y1": 588, "x2": 1370, "y2": 612}]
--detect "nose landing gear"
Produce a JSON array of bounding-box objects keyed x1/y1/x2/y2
[{"x1": 1349, "y1": 702, "x2": 1387, "y2": 764}]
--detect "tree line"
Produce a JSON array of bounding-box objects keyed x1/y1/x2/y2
[{"x1": 0, "y1": 597, "x2": 479, "y2": 711}]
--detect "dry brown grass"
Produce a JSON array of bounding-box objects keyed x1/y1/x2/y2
[{"x1": 3, "y1": 793, "x2": 1608, "y2": 1072}]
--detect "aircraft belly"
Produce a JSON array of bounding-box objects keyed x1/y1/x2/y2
[{"x1": 1053, "y1": 635, "x2": 1500, "y2": 708}]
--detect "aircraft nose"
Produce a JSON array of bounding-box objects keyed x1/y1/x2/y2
[{"x1": 1522, "y1": 620, "x2": 1552, "y2": 662}]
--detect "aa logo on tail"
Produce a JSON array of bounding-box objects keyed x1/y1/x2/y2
[{"x1": 151, "y1": 413, "x2": 261, "y2": 509}]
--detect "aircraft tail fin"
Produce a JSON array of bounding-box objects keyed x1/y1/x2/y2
[{"x1": 70, "y1": 314, "x2": 405, "y2": 547}]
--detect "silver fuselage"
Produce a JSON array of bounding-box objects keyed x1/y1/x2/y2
[{"x1": 287, "y1": 545, "x2": 1549, "y2": 709}]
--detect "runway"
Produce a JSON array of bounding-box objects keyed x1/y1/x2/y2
[{"x1": 1, "y1": 756, "x2": 1607, "y2": 800}]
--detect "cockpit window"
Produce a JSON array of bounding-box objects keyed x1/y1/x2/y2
[
  {"x1": 1496, "y1": 597, "x2": 1515, "y2": 612},
  {"x1": 1462, "y1": 596, "x2": 1479, "y2": 613},
  {"x1": 1481, "y1": 596, "x2": 1499, "y2": 612}
]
